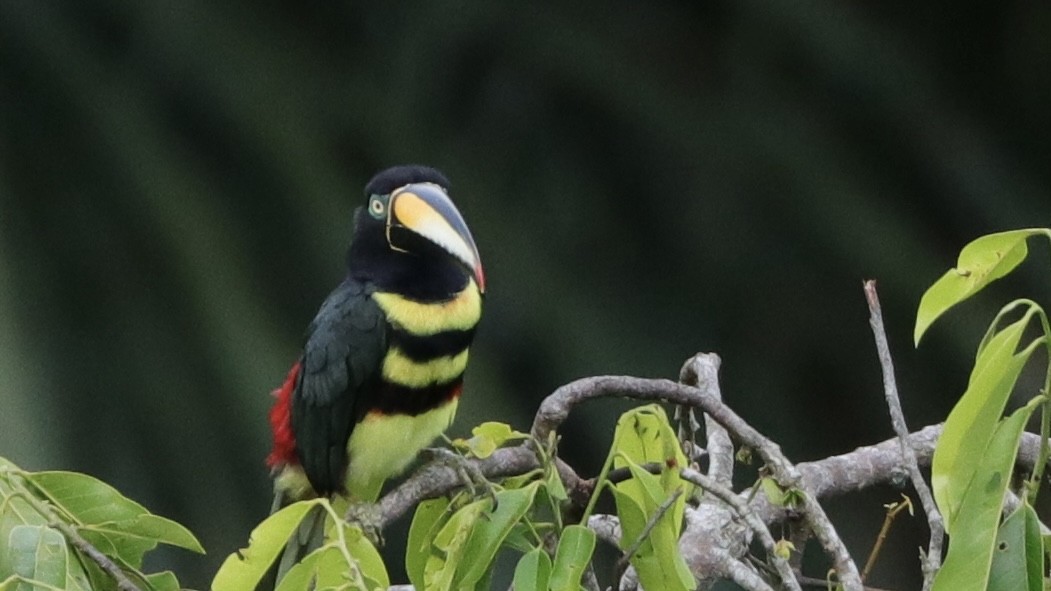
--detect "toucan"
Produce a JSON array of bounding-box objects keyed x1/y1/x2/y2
[{"x1": 266, "y1": 165, "x2": 485, "y2": 510}]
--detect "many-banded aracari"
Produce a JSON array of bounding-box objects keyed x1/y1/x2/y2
[{"x1": 266, "y1": 165, "x2": 484, "y2": 507}]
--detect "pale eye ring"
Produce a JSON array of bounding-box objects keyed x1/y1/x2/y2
[{"x1": 369, "y1": 199, "x2": 386, "y2": 217}]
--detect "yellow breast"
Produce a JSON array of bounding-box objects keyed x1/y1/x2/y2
[{"x1": 371, "y1": 278, "x2": 482, "y2": 335}]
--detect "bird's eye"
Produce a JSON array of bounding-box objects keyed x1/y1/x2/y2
[{"x1": 368, "y1": 197, "x2": 386, "y2": 219}]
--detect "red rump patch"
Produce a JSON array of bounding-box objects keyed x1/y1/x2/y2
[{"x1": 266, "y1": 361, "x2": 301, "y2": 468}]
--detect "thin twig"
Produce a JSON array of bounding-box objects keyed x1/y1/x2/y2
[
  {"x1": 798, "y1": 575, "x2": 896, "y2": 591},
  {"x1": 860, "y1": 495, "x2": 912, "y2": 582},
  {"x1": 709, "y1": 549, "x2": 777, "y2": 591},
  {"x1": 864, "y1": 280, "x2": 943, "y2": 589},
  {"x1": 681, "y1": 467, "x2": 802, "y2": 591}
]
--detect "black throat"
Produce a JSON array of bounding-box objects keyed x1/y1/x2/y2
[{"x1": 346, "y1": 209, "x2": 470, "y2": 301}]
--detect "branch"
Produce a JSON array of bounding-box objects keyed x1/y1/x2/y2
[
  {"x1": 864, "y1": 280, "x2": 943, "y2": 589},
  {"x1": 374, "y1": 358, "x2": 1051, "y2": 590},
  {"x1": 753, "y1": 424, "x2": 1048, "y2": 524},
  {"x1": 377, "y1": 445, "x2": 542, "y2": 529},
  {"x1": 530, "y1": 358, "x2": 864, "y2": 590},
  {"x1": 680, "y1": 355, "x2": 734, "y2": 485},
  {"x1": 681, "y1": 467, "x2": 801, "y2": 591}
]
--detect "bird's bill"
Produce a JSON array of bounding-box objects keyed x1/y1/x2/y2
[{"x1": 387, "y1": 183, "x2": 486, "y2": 292}]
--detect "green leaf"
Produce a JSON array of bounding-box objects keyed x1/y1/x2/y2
[
  {"x1": 548, "y1": 525, "x2": 596, "y2": 591},
  {"x1": 454, "y1": 482, "x2": 541, "y2": 588},
  {"x1": 2, "y1": 525, "x2": 67, "y2": 590},
  {"x1": 760, "y1": 477, "x2": 786, "y2": 506},
  {"x1": 612, "y1": 459, "x2": 694, "y2": 591},
  {"x1": 274, "y1": 545, "x2": 330, "y2": 591},
  {"x1": 424, "y1": 498, "x2": 488, "y2": 591},
  {"x1": 336, "y1": 520, "x2": 388, "y2": 590},
  {"x1": 607, "y1": 406, "x2": 694, "y2": 591},
  {"x1": 279, "y1": 528, "x2": 386, "y2": 591},
  {"x1": 212, "y1": 499, "x2": 323, "y2": 591},
  {"x1": 544, "y1": 464, "x2": 569, "y2": 504},
  {"x1": 915, "y1": 229, "x2": 1046, "y2": 345},
  {"x1": 932, "y1": 398, "x2": 1040, "y2": 591},
  {"x1": 405, "y1": 497, "x2": 451, "y2": 590},
  {"x1": 503, "y1": 523, "x2": 540, "y2": 554},
  {"x1": 454, "y1": 422, "x2": 528, "y2": 459},
  {"x1": 143, "y1": 570, "x2": 181, "y2": 591},
  {"x1": 1021, "y1": 503, "x2": 1042, "y2": 591},
  {"x1": 987, "y1": 503, "x2": 1043, "y2": 591},
  {"x1": 26, "y1": 470, "x2": 204, "y2": 565},
  {"x1": 512, "y1": 547, "x2": 552, "y2": 591},
  {"x1": 610, "y1": 405, "x2": 689, "y2": 534},
  {"x1": 308, "y1": 546, "x2": 354, "y2": 590},
  {"x1": 931, "y1": 308, "x2": 1042, "y2": 530}
]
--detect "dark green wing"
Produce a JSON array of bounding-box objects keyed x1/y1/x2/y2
[{"x1": 291, "y1": 277, "x2": 386, "y2": 496}]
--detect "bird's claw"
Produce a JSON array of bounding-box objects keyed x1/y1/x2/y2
[
  {"x1": 422, "y1": 447, "x2": 498, "y2": 507},
  {"x1": 344, "y1": 502, "x2": 385, "y2": 547}
]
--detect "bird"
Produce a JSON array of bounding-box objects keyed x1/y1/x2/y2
[{"x1": 265, "y1": 164, "x2": 485, "y2": 514}]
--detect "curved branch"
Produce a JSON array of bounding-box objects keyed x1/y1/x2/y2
[{"x1": 529, "y1": 357, "x2": 864, "y2": 590}]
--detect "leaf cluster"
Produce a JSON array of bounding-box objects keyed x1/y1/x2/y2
[
  {"x1": 0, "y1": 458, "x2": 203, "y2": 591},
  {"x1": 915, "y1": 229, "x2": 1051, "y2": 591}
]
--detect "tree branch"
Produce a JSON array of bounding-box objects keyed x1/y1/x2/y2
[
  {"x1": 373, "y1": 359, "x2": 1051, "y2": 590},
  {"x1": 863, "y1": 280, "x2": 943, "y2": 589},
  {"x1": 529, "y1": 358, "x2": 864, "y2": 590},
  {"x1": 681, "y1": 467, "x2": 801, "y2": 591},
  {"x1": 680, "y1": 355, "x2": 734, "y2": 485}
]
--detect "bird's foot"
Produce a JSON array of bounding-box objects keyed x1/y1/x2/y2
[
  {"x1": 422, "y1": 447, "x2": 497, "y2": 506},
  {"x1": 344, "y1": 502, "x2": 385, "y2": 547}
]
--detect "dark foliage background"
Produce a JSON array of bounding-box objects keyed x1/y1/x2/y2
[{"x1": 2, "y1": 1, "x2": 1049, "y2": 589}]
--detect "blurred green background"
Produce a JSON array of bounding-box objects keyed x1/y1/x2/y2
[{"x1": 2, "y1": 1, "x2": 1049, "y2": 589}]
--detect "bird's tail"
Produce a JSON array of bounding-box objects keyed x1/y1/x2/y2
[{"x1": 275, "y1": 505, "x2": 326, "y2": 584}]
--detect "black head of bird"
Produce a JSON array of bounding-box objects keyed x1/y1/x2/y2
[{"x1": 348, "y1": 165, "x2": 484, "y2": 300}]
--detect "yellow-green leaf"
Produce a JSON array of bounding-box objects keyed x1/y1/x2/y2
[
  {"x1": 760, "y1": 477, "x2": 786, "y2": 506},
  {"x1": 932, "y1": 398, "x2": 1040, "y2": 591},
  {"x1": 337, "y1": 521, "x2": 388, "y2": 590},
  {"x1": 987, "y1": 503, "x2": 1043, "y2": 591},
  {"x1": 915, "y1": 229, "x2": 1046, "y2": 345},
  {"x1": 424, "y1": 498, "x2": 488, "y2": 591},
  {"x1": 212, "y1": 499, "x2": 323, "y2": 591},
  {"x1": 454, "y1": 422, "x2": 528, "y2": 459},
  {"x1": 608, "y1": 406, "x2": 694, "y2": 591},
  {"x1": 931, "y1": 308, "x2": 1042, "y2": 530},
  {"x1": 548, "y1": 525, "x2": 595, "y2": 591},
  {"x1": 611, "y1": 405, "x2": 689, "y2": 535},
  {"x1": 405, "y1": 497, "x2": 450, "y2": 589},
  {"x1": 143, "y1": 570, "x2": 180, "y2": 591},
  {"x1": 512, "y1": 547, "x2": 552, "y2": 591},
  {"x1": 610, "y1": 456, "x2": 693, "y2": 591},
  {"x1": 455, "y1": 482, "x2": 541, "y2": 588},
  {"x1": 274, "y1": 546, "x2": 330, "y2": 591}
]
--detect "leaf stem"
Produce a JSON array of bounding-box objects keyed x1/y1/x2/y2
[
  {"x1": 320, "y1": 500, "x2": 370, "y2": 591},
  {"x1": 860, "y1": 496, "x2": 911, "y2": 582}
]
